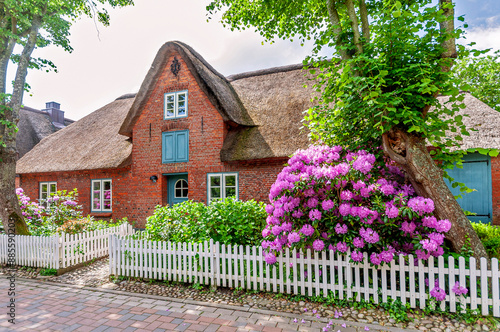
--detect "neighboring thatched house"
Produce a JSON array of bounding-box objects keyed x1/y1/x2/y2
[
  {"x1": 15, "y1": 41, "x2": 500, "y2": 226},
  {"x1": 17, "y1": 102, "x2": 74, "y2": 158}
]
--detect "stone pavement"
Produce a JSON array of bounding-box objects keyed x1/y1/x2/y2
[{"x1": 0, "y1": 277, "x2": 405, "y2": 332}]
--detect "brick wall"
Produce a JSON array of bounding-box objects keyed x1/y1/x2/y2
[
  {"x1": 128, "y1": 51, "x2": 285, "y2": 226},
  {"x1": 18, "y1": 168, "x2": 132, "y2": 221},
  {"x1": 491, "y1": 156, "x2": 500, "y2": 225}
]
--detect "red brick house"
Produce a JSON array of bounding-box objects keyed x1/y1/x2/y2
[
  {"x1": 15, "y1": 41, "x2": 500, "y2": 226},
  {"x1": 16, "y1": 41, "x2": 313, "y2": 227}
]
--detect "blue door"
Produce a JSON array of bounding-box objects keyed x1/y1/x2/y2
[
  {"x1": 445, "y1": 153, "x2": 492, "y2": 223},
  {"x1": 167, "y1": 174, "x2": 189, "y2": 206}
]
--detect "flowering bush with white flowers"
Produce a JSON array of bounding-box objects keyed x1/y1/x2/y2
[{"x1": 262, "y1": 145, "x2": 451, "y2": 266}]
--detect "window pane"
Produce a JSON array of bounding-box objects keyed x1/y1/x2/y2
[
  {"x1": 178, "y1": 93, "x2": 186, "y2": 102},
  {"x1": 104, "y1": 180, "x2": 111, "y2": 191},
  {"x1": 93, "y1": 181, "x2": 101, "y2": 191},
  {"x1": 41, "y1": 193, "x2": 47, "y2": 200},
  {"x1": 50, "y1": 183, "x2": 56, "y2": 193},
  {"x1": 41, "y1": 183, "x2": 48, "y2": 193},
  {"x1": 166, "y1": 95, "x2": 175, "y2": 103},
  {"x1": 103, "y1": 201, "x2": 111, "y2": 210},
  {"x1": 177, "y1": 106, "x2": 186, "y2": 116},
  {"x1": 211, "y1": 187, "x2": 221, "y2": 199},
  {"x1": 103, "y1": 190, "x2": 111, "y2": 200},
  {"x1": 226, "y1": 187, "x2": 236, "y2": 198},
  {"x1": 182, "y1": 188, "x2": 188, "y2": 197},
  {"x1": 210, "y1": 176, "x2": 221, "y2": 187},
  {"x1": 175, "y1": 188, "x2": 182, "y2": 198},
  {"x1": 225, "y1": 175, "x2": 236, "y2": 187}
]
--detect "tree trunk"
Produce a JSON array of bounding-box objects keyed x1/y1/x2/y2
[
  {"x1": 0, "y1": 145, "x2": 29, "y2": 235},
  {"x1": 382, "y1": 130, "x2": 489, "y2": 260}
]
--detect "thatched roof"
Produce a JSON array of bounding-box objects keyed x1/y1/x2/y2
[
  {"x1": 222, "y1": 67, "x2": 316, "y2": 161},
  {"x1": 16, "y1": 96, "x2": 134, "y2": 174},
  {"x1": 16, "y1": 107, "x2": 58, "y2": 158},
  {"x1": 119, "y1": 41, "x2": 254, "y2": 137},
  {"x1": 439, "y1": 93, "x2": 500, "y2": 151}
]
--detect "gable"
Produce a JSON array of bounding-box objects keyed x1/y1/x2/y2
[{"x1": 119, "y1": 41, "x2": 255, "y2": 138}]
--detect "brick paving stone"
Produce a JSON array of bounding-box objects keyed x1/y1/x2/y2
[{"x1": 0, "y1": 278, "x2": 371, "y2": 332}]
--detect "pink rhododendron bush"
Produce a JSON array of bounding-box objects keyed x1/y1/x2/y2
[{"x1": 262, "y1": 145, "x2": 451, "y2": 266}]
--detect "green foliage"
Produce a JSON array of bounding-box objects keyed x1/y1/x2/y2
[
  {"x1": 144, "y1": 198, "x2": 267, "y2": 246},
  {"x1": 39, "y1": 268, "x2": 57, "y2": 276},
  {"x1": 57, "y1": 217, "x2": 128, "y2": 235},
  {"x1": 471, "y1": 223, "x2": 500, "y2": 259},
  {"x1": 207, "y1": 0, "x2": 472, "y2": 169},
  {"x1": 452, "y1": 49, "x2": 500, "y2": 111}
]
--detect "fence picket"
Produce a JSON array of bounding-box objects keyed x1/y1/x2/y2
[
  {"x1": 470, "y1": 257, "x2": 478, "y2": 311},
  {"x1": 492, "y1": 258, "x2": 499, "y2": 317},
  {"x1": 480, "y1": 257, "x2": 489, "y2": 315}
]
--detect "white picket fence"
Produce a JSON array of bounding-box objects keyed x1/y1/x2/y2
[
  {"x1": 0, "y1": 223, "x2": 134, "y2": 269},
  {"x1": 109, "y1": 235, "x2": 500, "y2": 317}
]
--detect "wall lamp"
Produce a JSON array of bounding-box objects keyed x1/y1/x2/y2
[{"x1": 150, "y1": 175, "x2": 158, "y2": 183}]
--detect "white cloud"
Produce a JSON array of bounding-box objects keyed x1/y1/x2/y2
[{"x1": 463, "y1": 26, "x2": 500, "y2": 51}]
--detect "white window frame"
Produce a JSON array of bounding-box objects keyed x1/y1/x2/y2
[
  {"x1": 164, "y1": 90, "x2": 188, "y2": 119},
  {"x1": 91, "y1": 179, "x2": 112, "y2": 212},
  {"x1": 39, "y1": 181, "x2": 57, "y2": 201},
  {"x1": 174, "y1": 179, "x2": 188, "y2": 198},
  {"x1": 207, "y1": 173, "x2": 238, "y2": 203}
]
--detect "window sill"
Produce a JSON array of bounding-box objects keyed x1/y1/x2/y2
[{"x1": 90, "y1": 212, "x2": 112, "y2": 218}]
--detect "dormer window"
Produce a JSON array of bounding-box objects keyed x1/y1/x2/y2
[{"x1": 164, "y1": 90, "x2": 188, "y2": 119}]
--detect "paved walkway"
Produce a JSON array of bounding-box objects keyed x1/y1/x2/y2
[{"x1": 0, "y1": 277, "x2": 402, "y2": 332}]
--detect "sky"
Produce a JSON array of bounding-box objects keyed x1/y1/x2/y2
[{"x1": 17, "y1": 0, "x2": 500, "y2": 121}]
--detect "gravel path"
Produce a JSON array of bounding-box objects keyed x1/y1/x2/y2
[{"x1": 2, "y1": 259, "x2": 499, "y2": 332}]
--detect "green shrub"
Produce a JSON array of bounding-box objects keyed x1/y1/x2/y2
[
  {"x1": 472, "y1": 222, "x2": 500, "y2": 259},
  {"x1": 144, "y1": 198, "x2": 266, "y2": 246}
]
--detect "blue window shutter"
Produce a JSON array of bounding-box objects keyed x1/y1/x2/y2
[
  {"x1": 162, "y1": 132, "x2": 175, "y2": 163},
  {"x1": 175, "y1": 131, "x2": 189, "y2": 162}
]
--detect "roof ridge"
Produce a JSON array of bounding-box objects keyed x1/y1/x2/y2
[{"x1": 227, "y1": 63, "x2": 305, "y2": 82}]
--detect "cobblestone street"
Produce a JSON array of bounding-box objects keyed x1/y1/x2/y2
[{"x1": 0, "y1": 277, "x2": 396, "y2": 332}]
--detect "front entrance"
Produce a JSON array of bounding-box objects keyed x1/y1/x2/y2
[{"x1": 167, "y1": 174, "x2": 189, "y2": 206}]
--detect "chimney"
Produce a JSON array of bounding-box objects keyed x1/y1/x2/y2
[{"x1": 43, "y1": 101, "x2": 65, "y2": 126}]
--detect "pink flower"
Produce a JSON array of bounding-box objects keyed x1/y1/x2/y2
[
  {"x1": 353, "y1": 237, "x2": 365, "y2": 248},
  {"x1": 338, "y1": 203, "x2": 351, "y2": 216},
  {"x1": 336, "y1": 242, "x2": 348, "y2": 253},
  {"x1": 288, "y1": 232, "x2": 300, "y2": 244},
  {"x1": 264, "y1": 252, "x2": 277, "y2": 265},
  {"x1": 430, "y1": 287, "x2": 446, "y2": 301},
  {"x1": 313, "y1": 239, "x2": 325, "y2": 251},
  {"x1": 334, "y1": 223, "x2": 348, "y2": 235},
  {"x1": 351, "y1": 251, "x2": 364, "y2": 262},
  {"x1": 301, "y1": 224, "x2": 315, "y2": 237},
  {"x1": 309, "y1": 209, "x2": 322, "y2": 221},
  {"x1": 321, "y1": 199, "x2": 335, "y2": 211},
  {"x1": 452, "y1": 282, "x2": 468, "y2": 296},
  {"x1": 369, "y1": 253, "x2": 382, "y2": 265}
]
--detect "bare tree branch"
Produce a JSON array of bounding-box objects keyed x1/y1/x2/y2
[
  {"x1": 382, "y1": 132, "x2": 407, "y2": 166},
  {"x1": 326, "y1": 0, "x2": 352, "y2": 60},
  {"x1": 344, "y1": 0, "x2": 363, "y2": 54},
  {"x1": 359, "y1": 0, "x2": 370, "y2": 42},
  {"x1": 439, "y1": 0, "x2": 457, "y2": 72}
]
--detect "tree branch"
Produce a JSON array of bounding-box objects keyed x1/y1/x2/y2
[
  {"x1": 439, "y1": 0, "x2": 456, "y2": 72},
  {"x1": 382, "y1": 132, "x2": 407, "y2": 166},
  {"x1": 344, "y1": 0, "x2": 363, "y2": 54},
  {"x1": 7, "y1": 15, "x2": 41, "y2": 148},
  {"x1": 326, "y1": 0, "x2": 352, "y2": 60},
  {"x1": 359, "y1": 0, "x2": 370, "y2": 42}
]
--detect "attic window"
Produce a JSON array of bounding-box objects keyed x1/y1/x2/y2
[{"x1": 164, "y1": 90, "x2": 188, "y2": 119}]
